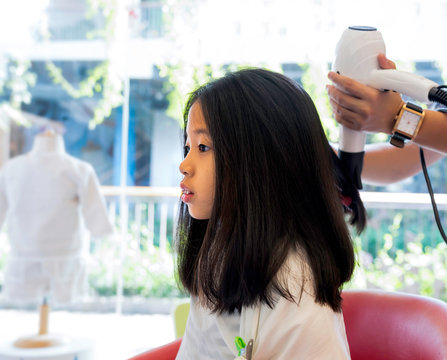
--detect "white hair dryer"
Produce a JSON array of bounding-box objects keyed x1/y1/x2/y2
[{"x1": 332, "y1": 26, "x2": 442, "y2": 189}]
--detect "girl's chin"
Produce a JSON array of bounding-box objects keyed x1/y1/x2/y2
[
  {"x1": 189, "y1": 214, "x2": 210, "y2": 220},
  {"x1": 188, "y1": 207, "x2": 211, "y2": 220}
]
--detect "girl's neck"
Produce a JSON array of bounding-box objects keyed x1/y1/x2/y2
[{"x1": 31, "y1": 132, "x2": 65, "y2": 154}]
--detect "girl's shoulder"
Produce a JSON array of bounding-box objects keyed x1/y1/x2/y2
[{"x1": 276, "y1": 247, "x2": 314, "y2": 297}]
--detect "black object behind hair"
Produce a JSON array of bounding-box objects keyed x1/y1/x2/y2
[{"x1": 331, "y1": 150, "x2": 367, "y2": 233}]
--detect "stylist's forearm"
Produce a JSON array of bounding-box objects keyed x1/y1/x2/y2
[
  {"x1": 413, "y1": 110, "x2": 447, "y2": 154},
  {"x1": 362, "y1": 143, "x2": 444, "y2": 185}
]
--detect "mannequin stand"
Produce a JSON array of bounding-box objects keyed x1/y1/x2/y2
[
  {"x1": 13, "y1": 298, "x2": 70, "y2": 348},
  {"x1": 0, "y1": 298, "x2": 94, "y2": 360},
  {"x1": 0, "y1": 338, "x2": 94, "y2": 360}
]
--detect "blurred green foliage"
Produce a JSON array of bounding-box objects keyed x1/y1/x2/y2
[
  {"x1": 349, "y1": 231, "x2": 447, "y2": 301},
  {"x1": 0, "y1": 205, "x2": 446, "y2": 301}
]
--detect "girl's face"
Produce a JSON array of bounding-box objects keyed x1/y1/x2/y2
[{"x1": 179, "y1": 102, "x2": 216, "y2": 220}]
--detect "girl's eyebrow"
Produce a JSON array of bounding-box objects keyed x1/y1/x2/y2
[{"x1": 194, "y1": 128, "x2": 210, "y2": 136}]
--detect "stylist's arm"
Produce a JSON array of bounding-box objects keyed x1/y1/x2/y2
[{"x1": 327, "y1": 53, "x2": 447, "y2": 154}]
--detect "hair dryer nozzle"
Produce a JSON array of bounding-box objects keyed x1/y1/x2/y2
[
  {"x1": 429, "y1": 86, "x2": 447, "y2": 107},
  {"x1": 338, "y1": 150, "x2": 364, "y2": 190}
]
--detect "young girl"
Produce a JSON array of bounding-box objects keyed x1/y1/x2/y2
[{"x1": 176, "y1": 68, "x2": 365, "y2": 359}]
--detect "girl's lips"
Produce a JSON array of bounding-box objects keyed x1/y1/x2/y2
[
  {"x1": 181, "y1": 191, "x2": 194, "y2": 203},
  {"x1": 180, "y1": 184, "x2": 194, "y2": 203}
]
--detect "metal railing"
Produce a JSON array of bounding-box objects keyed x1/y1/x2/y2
[
  {"x1": 100, "y1": 188, "x2": 447, "y2": 312},
  {"x1": 360, "y1": 191, "x2": 447, "y2": 254},
  {"x1": 103, "y1": 188, "x2": 447, "y2": 253},
  {"x1": 129, "y1": 2, "x2": 164, "y2": 39},
  {"x1": 42, "y1": 2, "x2": 164, "y2": 42},
  {"x1": 103, "y1": 186, "x2": 180, "y2": 251},
  {"x1": 0, "y1": 188, "x2": 446, "y2": 313},
  {"x1": 361, "y1": 192, "x2": 447, "y2": 210}
]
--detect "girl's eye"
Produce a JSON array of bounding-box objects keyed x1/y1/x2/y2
[
  {"x1": 183, "y1": 146, "x2": 190, "y2": 157},
  {"x1": 198, "y1": 144, "x2": 210, "y2": 152}
]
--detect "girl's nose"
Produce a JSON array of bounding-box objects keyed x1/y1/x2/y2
[{"x1": 179, "y1": 157, "x2": 192, "y2": 176}]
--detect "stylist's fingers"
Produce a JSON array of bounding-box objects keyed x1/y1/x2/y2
[
  {"x1": 326, "y1": 85, "x2": 367, "y2": 128},
  {"x1": 328, "y1": 99, "x2": 363, "y2": 131},
  {"x1": 377, "y1": 53, "x2": 396, "y2": 70},
  {"x1": 327, "y1": 71, "x2": 374, "y2": 100},
  {"x1": 326, "y1": 84, "x2": 367, "y2": 116}
]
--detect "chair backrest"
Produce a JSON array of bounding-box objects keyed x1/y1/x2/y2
[
  {"x1": 128, "y1": 338, "x2": 182, "y2": 360},
  {"x1": 342, "y1": 290, "x2": 447, "y2": 360},
  {"x1": 130, "y1": 290, "x2": 447, "y2": 360},
  {"x1": 173, "y1": 302, "x2": 190, "y2": 339}
]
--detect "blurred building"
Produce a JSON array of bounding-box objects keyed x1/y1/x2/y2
[
  {"x1": 1, "y1": 0, "x2": 181, "y2": 187},
  {"x1": 0, "y1": 0, "x2": 445, "y2": 191}
]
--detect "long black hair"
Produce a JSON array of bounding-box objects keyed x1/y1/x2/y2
[{"x1": 176, "y1": 68, "x2": 366, "y2": 314}]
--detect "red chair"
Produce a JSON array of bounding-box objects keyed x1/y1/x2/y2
[
  {"x1": 343, "y1": 290, "x2": 447, "y2": 360},
  {"x1": 128, "y1": 338, "x2": 182, "y2": 360},
  {"x1": 128, "y1": 290, "x2": 447, "y2": 360}
]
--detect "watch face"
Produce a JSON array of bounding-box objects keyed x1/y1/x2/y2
[{"x1": 397, "y1": 110, "x2": 420, "y2": 136}]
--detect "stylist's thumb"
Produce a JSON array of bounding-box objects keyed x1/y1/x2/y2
[{"x1": 378, "y1": 53, "x2": 396, "y2": 70}]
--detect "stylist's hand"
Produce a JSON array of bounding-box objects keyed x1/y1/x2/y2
[{"x1": 327, "y1": 54, "x2": 404, "y2": 134}]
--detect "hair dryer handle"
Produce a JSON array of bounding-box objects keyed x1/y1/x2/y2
[
  {"x1": 369, "y1": 69, "x2": 439, "y2": 103},
  {"x1": 339, "y1": 126, "x2": 367, "y2": 153}
]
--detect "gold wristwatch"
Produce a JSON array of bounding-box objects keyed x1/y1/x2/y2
[{"x1": 390, "y1": 102, "x2": 425, "y2": 148}]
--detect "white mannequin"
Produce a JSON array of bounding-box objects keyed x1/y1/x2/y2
[
  {"x1": 0, "y1": 129, "x2": 114, "y2": 348},
  {"x1": 31, "y1": 129, "x2": 65, "y2": 154}
]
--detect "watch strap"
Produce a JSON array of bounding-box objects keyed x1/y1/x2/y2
[
  {"x1": 390, "y1": 132, "x2": 409, "y2": 148},
  {"x1": 405, "y1": 102, "x2": 423, "y2": 113}
]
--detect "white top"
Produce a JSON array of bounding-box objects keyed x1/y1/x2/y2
[
  {"x1": 0, "y1": 133, "x2": 113, "y2": 304},
  {"x1": 176, "y1": 251, "x2": 351, "y2": 360}
]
